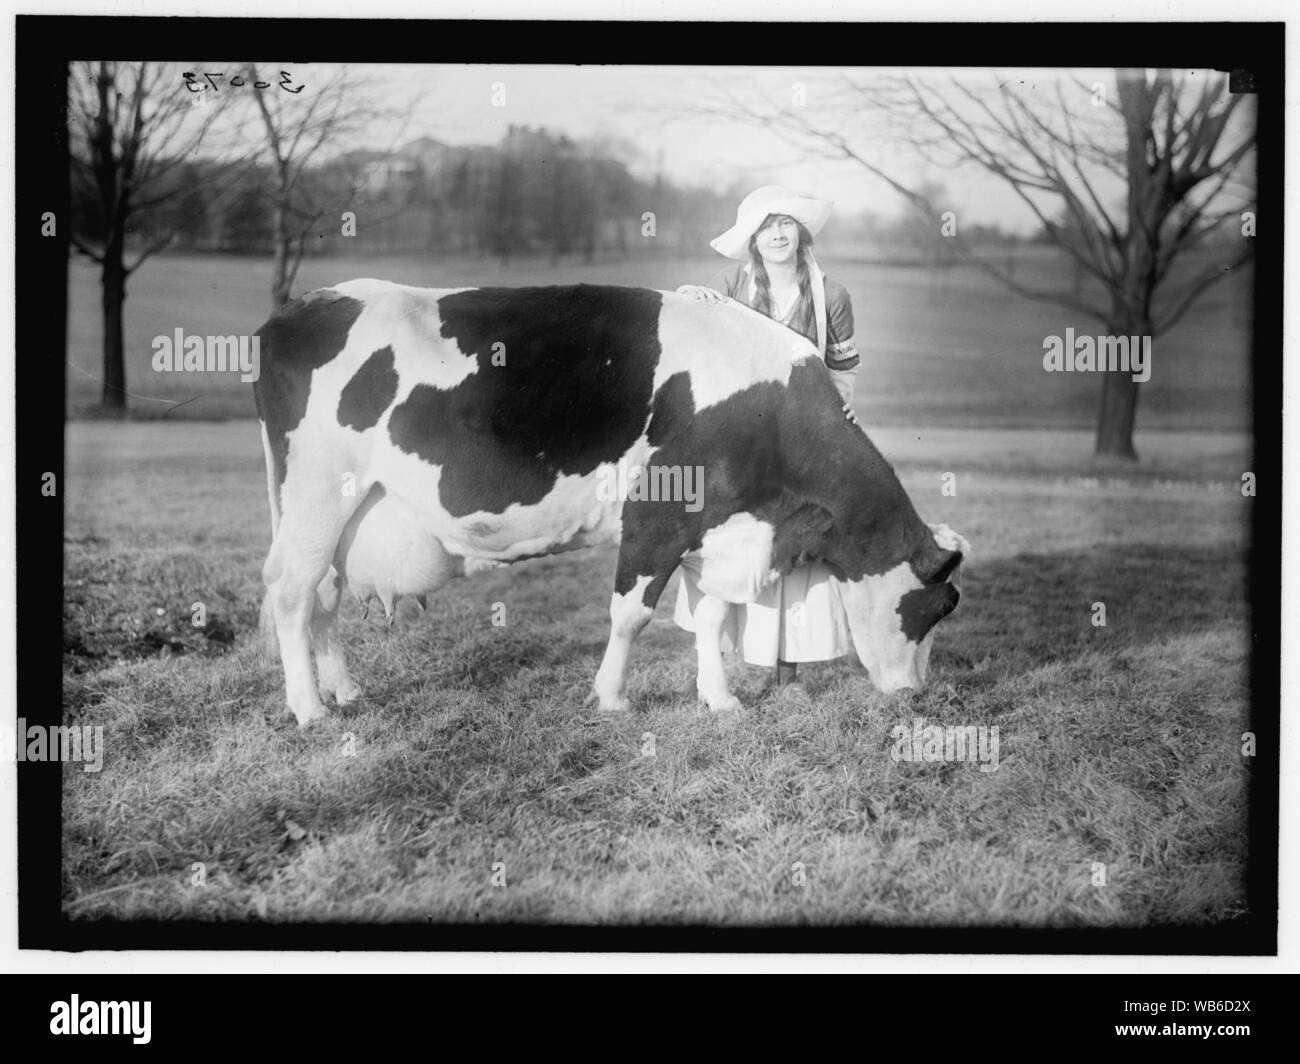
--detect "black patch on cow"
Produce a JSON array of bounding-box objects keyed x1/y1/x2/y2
[
  {"x1": 765, "y1": 360, "x2": 934, "y2": 581},
  {"x1": 253, "y1": 290, "x2": 365, "y2": 496},
  {"x1": 745, "y1": 360, "x2": 933, "y2": 581},
  {"x1": 612, "y1": 376, "x2": 786, "y2": 600},
  {"x1": 338, "y1": 345, "x2": 398, "y2": 431},
  {"x1": 388, "y1": 285, "x2": 663, "y2": 516},
  {"x1": 647, "y1": 372, "x2": 694, "y2": 447},
  {"x1": 770, "y1": 501, "x2": 837, "y2": 575},
  {"x1": 897, "y1": 582, "x2": 960, "y2": 643}
]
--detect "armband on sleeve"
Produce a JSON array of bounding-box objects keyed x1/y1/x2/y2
[
  {"x1": 825, "y1": 335, "x2": 859, "y2": 371},
  {"x1": 825, "y1": 281, "x2": 859, "y2": 369}
]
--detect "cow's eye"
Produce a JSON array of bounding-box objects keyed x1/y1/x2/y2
[{"x1": 896, "y1": 582, "x2": 960, "y2": 642}]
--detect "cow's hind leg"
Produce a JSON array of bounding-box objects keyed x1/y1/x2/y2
[
  {"x1": 311, "y1": 568, "x2": 362, "y2": 707},
  {"x1": 263, "y1": 471, "x2": 363, "y2": 728}
]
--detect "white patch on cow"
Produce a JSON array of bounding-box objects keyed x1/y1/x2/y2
[
  {"x1": 839, "y1": 560, "x2": 929, "y2": 694},
  {"x1": 260, "y1": 420, "x2": 281, "y2": 539},
  {"x1": 677, "y1": 511, "x2": 781, "y2": 604},
  {"x1": 349, "y1": 282, "x2": 480, "y2": 396},
  {"x1": 654, "y1": 292, "x2": 808, "y2": 413}
]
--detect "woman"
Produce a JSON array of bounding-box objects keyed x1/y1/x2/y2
[{"x1": 674, "y1": 185, "x2": 861, "y2": 696}]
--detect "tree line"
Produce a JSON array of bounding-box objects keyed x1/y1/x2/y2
[{"x1": 72, "y1": 123, "x2": 748, "y2": 264}]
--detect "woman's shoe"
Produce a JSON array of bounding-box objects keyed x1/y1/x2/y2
[{"x1": 759, "y1": 679, "x2": 812, "y2": 707}]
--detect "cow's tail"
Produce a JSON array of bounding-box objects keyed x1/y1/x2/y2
[{"x1": 258, "y1": 417, "x2": 282, "y2": 659}]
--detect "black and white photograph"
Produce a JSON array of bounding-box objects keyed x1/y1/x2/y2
[{"x1": 6, "y1": 8, "x2": 1287, "y2": 982}]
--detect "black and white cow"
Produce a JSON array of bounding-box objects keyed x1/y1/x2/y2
[{"x1": 253, "y1": 280, "x2": 967, "y2": 727}]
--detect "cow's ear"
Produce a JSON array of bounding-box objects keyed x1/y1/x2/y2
[
  {"x1": 929, "y1": 548, "x2": 963, "y2": 584},
  {"x1": 898, "y1": 581, "x2": 961, "y2": 642},
  {"x1": 920, "y1": 523, "x2": 970, "y2": 584},
  {"x1": 913, "y1": 540, "x2": 963, "y2": 585}
]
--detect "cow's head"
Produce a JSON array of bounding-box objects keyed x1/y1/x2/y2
[{"x1": 839, "y1": 523, "x2": 969, "y2": 694}]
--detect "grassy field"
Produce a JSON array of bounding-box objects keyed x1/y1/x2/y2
[
  {"x1": 67, "y1": 247, "x2": 1254, "y2": 430},
  {"x1": 61, "y1": 420, "x2": 1254, "y2": 926}
]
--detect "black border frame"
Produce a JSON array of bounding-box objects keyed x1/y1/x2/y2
[{"x1": 16, "y1": 16, "x2": 1283, "y2": 953}]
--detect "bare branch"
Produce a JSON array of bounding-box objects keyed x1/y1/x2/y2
[
  {"x1": 126, "y1": 231, "x2": 177, "y2": 275},
  {"x1": 1153, "y1": 243, "x2": 1255, "y2": 335},
  {"x1": 69, "y1": 233, "x2": 105, "y2": 263}
]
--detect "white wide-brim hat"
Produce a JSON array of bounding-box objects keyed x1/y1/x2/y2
[{"x1": 710, "y1": 185, "x2": 834, "y2": 261}]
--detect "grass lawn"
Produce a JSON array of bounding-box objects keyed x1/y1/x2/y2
[{"x1": 61, "y1": 420, "x2": 1254, "y2": 926}]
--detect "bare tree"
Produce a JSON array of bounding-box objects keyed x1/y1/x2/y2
[
  {"x1": 247, "y1": 64, "x2": 415, "y2": 309},
  {"x1": 68, "y1": 61, "x2": 241, "y2": 416},
  {"x1": 699, "y1": 69, "x2": 1256, "y2": 460}
]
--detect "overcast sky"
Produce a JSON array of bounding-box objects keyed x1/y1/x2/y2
[
  {"x1": 183, "y1": 63, "x2": 1252, "y2": 236},
  {"x1": 362, "y1": 64, "x2": 1118, "y2": 233}
]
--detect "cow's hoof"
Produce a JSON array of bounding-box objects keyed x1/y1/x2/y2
[
  {"x1": 291, "y1": 704, "x2": 331, "y2": 729},
  {"x1": 331, "y1": 679, "x2": 363, "y2": 707},
  {"x1": 586, "y1": 689, "x2": 630, "y2": 713},
  {"x1": 700, "y1": 692, "x2": 743, "y2": 714}
]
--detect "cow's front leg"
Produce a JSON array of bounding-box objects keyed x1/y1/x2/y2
[
  {"x1": 311, "y1": 569, "x2": 362, "y2": 706},
  {"x1": 591, "y1": 575, "x2": 656, "y2": 712},
  {"x1": 692, "y1": 593, "x2": 742, "y2": 713}
]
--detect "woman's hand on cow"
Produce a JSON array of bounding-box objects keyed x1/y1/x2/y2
[
  {"x1": 677, "y1": 285, "x2": 728, "y2": 304},
  {"x1": 842, "y1": 402, "x2": 858, "y2": 425}
]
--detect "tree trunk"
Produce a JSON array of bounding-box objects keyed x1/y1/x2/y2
[
  {"x1": 99, "y1": 239, "x2": 128, "y2": 418},
  {"x1": 1096, "y1": 72, "x2": 1161, "y2": 464},
  {"x1": 270, "y1": 201, "x2": 293, "y2": 310},
  {"x1": 271, "y1": 244, "x2": 291, "y2": 309},
  {"x1": 1094, "y1": 369, "x2": 1140, "y2": 460},
  {"x1": 1092, "y1": 314, "x2": 1148, "y2": 461}
]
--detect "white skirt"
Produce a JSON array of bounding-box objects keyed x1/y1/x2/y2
[{"x1": 673, "y1": 561, "x2": 857, "y2": 668}]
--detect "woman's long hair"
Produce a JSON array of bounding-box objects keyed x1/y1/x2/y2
[{"x1": 748, "y1": 217, "x2": 817, "y2": 343}]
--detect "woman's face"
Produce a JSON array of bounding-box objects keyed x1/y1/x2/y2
[{"x1": 754, "y1": 214, "x2": 800, "y2": 266}]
